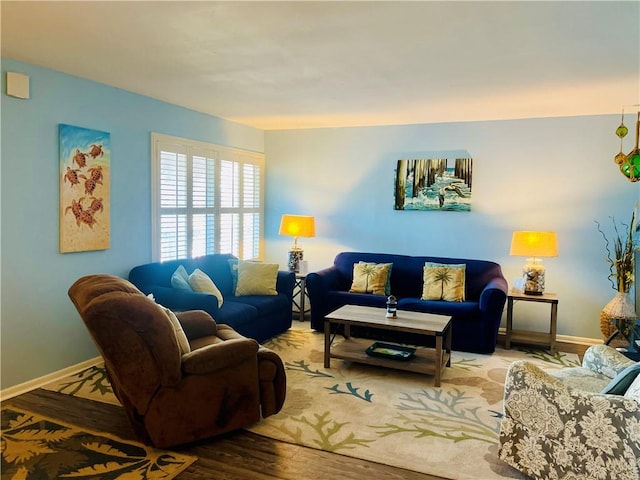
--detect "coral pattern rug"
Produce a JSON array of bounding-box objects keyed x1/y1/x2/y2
[
  {"x1": 42, "y1": 328, "x2": 580, "y2": 480},
  {"x1": 1, "y1": 406, "x2": 196, "y2": 479}
]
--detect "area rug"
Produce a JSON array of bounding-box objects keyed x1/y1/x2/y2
[
  {"x1": 42, "y1": 328, "x2": 580, "y2": 480},
  {"x1": 1, "y1": 406, "x2": 196, "y2": 479}
]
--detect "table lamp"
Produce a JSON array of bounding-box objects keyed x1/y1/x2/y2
[
  {"x1": 279, "y1": 214, "x2": 315, "y2": 273},
  {"x1": 510, "y1": 231, "x2": 558, "y2": 295}
]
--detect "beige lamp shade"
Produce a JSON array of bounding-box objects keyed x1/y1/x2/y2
[
  {"x1": 510, "y1": 231, "x2": 558, "y2": 258},
  {"x1": 279, "y1": 215, "x2": 315, "y2": 240}
]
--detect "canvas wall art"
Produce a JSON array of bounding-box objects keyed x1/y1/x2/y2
[
  {"x1": 394, "y1": 157, "x2": 472, "y2": 212},
  {"x1": 59, "y1": 124, "x2": 110, "y2": 252}
]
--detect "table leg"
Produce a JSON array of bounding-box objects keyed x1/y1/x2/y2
[
  {"x1": 445, "y1": 322, "x2": 452, "y2": 367},
  {"x1": 434, "y1": 334, "x2": 443, "y2": 387},
  {"x1": 299, "y1": 277, "x2": 306, "y2": 321},
  {"x1": 505, "y1": 296, "x2": 514, "y2": 349},
  {"x1": 324, "y1": 320, "x2": 331, "y2": 368},
  {"x1": 550, "y1": 302, "x2": 558, "y2": 355}
]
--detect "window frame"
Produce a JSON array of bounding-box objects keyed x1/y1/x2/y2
[{"x1": 150, "y1": 133, "x2": 265, "y2": 262}]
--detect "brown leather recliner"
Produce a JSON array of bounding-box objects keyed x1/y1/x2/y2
[{"x1": 68, "y1": 274, "x2": 286, "y2": 448}]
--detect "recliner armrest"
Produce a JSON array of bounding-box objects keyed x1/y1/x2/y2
[
  {"x1": 182, "y1": 337, "x2": 259, "y2": 374},
  {"x1": 175, "y1": 310, "x2": 217, "y2": 339}
]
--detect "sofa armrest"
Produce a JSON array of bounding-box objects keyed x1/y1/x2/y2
[
  {"x1": 147, "y1": 286, "x2": 220, "y2": 316},
  {"x1": 276, "y1": 270, "x2": 296, "y2": 301},
  {"x1": 582, "y1": 344, "x2": 636, "y2": 378},
  {"x1": 181, "y1": 337, "x2": 259, "y2": 374},
  {"x1": 307, "y1": 266, "x2": 345, "y2": 295},
  {"x1": 478, "y1": 276, "x2": 508, "y2": 312},
  {"x1": 174, "y1": 310, "x2": 218, "y2": 340}
]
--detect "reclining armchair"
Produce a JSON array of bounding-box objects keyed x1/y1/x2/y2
[
  {"x1": 499, "y1": 344, "x2": 639, "y2": 479},
  {"x1": 69, "y1": 274, "x2": 286, "y2": 448}
]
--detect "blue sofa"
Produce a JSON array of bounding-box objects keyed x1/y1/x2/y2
[
  {"x1": 128, "y1": 254, "x2": 295, "y2": 343},
  {"x1": 306, "y1": 252, "x2": 508, "y2": 353}
]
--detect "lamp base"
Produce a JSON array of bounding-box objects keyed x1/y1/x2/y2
[
  {"x1": 523, "y1": 262, "x2": 545, "y2": 295},
  {"x1": 287, "y1": 249, "x2": 304, "y2": 273}
]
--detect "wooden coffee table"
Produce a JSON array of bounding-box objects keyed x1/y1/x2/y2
[{"x1": 324, "y1": 305, "x2": 452, "y2": 387}]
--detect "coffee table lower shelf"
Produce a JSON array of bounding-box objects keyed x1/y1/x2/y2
[{"x1": 328, "y1": 337, "x2": 451, "y2": 378}]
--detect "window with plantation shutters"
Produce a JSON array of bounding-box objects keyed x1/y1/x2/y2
[{"x1": 151, "y1": 133, "x2": 264, "y2": 262}]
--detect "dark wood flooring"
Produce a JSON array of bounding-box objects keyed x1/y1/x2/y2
[{"x1": 4, "y1": 388, "x2": 447, "y2": 480}]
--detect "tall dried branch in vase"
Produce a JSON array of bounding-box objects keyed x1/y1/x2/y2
[{"x1": 596, "y1": 207, "x2": 639, "y2": 340}]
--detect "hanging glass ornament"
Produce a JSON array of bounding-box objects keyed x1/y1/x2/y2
[
  {"x1": 620, "y1": 112, "x2": 640, "y2": 182},
  {"x1": 615, "y1": 109, "x2": 627, "y2": 165},
  {"x1": 620, "y1": 111, "x2": 640, "y2": 182}
]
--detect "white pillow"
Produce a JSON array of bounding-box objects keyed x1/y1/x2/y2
[
  {"x1": 171, "y1": 265, "x2": 192, "y2": 291},
  {"x1": 188, "y1": 268, "x2": 224, "y2": 308}
]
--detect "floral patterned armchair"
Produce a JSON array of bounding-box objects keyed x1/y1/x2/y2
[{"x1": 498, "y1": 345, "x2": 640, "y2": 479}]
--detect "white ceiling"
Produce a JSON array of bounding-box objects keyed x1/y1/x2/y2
[{"x1": 2, "y1": 1, "x2": 639, "y2": 130}]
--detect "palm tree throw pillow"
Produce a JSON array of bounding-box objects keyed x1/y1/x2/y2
[
  {"x1": 421, "y1": 262, "x2": 466, "y2": 302},
  {"x1": 349, "y1": 263, "x2": 391, "y2": 295}
]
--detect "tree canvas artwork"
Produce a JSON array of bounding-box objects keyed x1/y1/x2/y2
[
  {"x1": 394, "y1": 158, "x2": 472, "y2": 211},
  {"x1": 59, "y1": 124, "x2": 110, "y2": 253}
]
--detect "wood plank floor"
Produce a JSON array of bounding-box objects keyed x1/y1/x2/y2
[{"x1": 4, "y1": 388, "x2": 448, "y2": 480}]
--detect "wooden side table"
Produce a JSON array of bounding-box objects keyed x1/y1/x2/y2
[
  {"x1": 292, "y1": 274, "x2": 310, "y2": 321},
  {"x1": 505, "y1": 290, "x2": 559, "y2": 354}
]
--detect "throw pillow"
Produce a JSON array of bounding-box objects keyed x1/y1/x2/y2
[
  {"x1": 601, "y1": 362, "x2": 640, "y2": 395},
  {"x1": 235, "y1": 261, "x2": 279, "y2": 296},
  {"x1": 228, "y1": 259, "x2": 239, "y2": 293},
  {"x1": 422, "y1": 262, "x2": 466, "y2": 302},
  {"x1": 349, "y1": 262, "x2": 391, "y2": 296},
  {"x1": 171, "y1": 264, "x2": 192, "y2": 291},
  {"x1": 188, "y1": 268, "x2": 224, "y2": 308},
  {"x1": 163, "y1": 306, "x2": 191, "y2": 355},
  {"x1": 624, "y1": 371, "x2": 640, "y2": 401},
  {"x1": 359, "y1": 261, "x2": 393, "y2": 295}
]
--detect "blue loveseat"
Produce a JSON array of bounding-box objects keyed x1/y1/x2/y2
[
  {"x1": 306, "y1": 252, "x2": 508, "y2": 353},
  {"x1": 128, "y1": 254, "x2": 295, "y2": 342}
]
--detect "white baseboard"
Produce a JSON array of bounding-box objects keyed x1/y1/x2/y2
[
  {"x1": 1, "y1": 356, "x2": 102, "y2": 401},
  {"x1": 497, "y1": 328, "x2": 601, "y2": 346}
]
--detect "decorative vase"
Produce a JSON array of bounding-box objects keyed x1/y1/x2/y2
[{"x1": 600, "y1": 290, "x2": 636, "y2": 346}]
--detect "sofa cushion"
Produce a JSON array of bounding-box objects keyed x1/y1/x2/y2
[
  {"x1": 171, "y1": 265, "x2": 192, "y2": 291},
  {"x1": 328, "y1": 291, "x2": 387, "y2": 309},
  {"x1": 213, "y1": 301, "x2": 258, "y2": 330},
  {"x1": 236, "y1": 261, "x2": 278, "y2": 296},
  {"x1": 399, "y1": 297, "x2": 478, "y2": 316},
  {"x1": 422, "y1": 263, "x2": 465, "y2": 302},
  {"x1": 230, "y1": 294, "x2": 291, "y2": 317},
  {"x1": 349, "y1": 262, "x2": 390, "y2": 295},
  {"x1": 188, "y1": 268, "x2": 224, "y2": 308}
]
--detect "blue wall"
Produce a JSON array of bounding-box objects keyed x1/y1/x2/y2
[
  {"x1": 264, "y1": 118, "x2": 639, "y2": 341},
  {"x1": 2, "y1": 58, "x2": 638, "y2": 390},
  {"x1": 1, "y1": 59, "x2": 264, "y2": 389}
]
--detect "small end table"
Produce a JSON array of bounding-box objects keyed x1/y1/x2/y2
[
  {"x1": 505, "y1": 289, "x2": 559, "y2": 354},
  {"x1": 292, "y1": 274, "x2": 310, "y2": 321}
]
